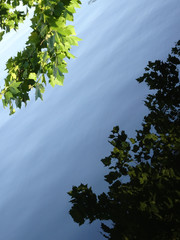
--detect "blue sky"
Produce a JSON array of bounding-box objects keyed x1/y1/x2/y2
[{"x1": 0, "y1": 0, "x2": 180, "y2": 239}]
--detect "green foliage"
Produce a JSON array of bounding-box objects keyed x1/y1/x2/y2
[
  {"x1": 0, "y1": 0, "x2": 81, "y2": 114},
  {"x1": 68, "y1": 41, "x2": 180, "y2": 239}
]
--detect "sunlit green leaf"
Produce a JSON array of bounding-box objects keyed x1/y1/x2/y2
[{"x1": 28, "y1": 73, "x2": 37, "y2": 80}]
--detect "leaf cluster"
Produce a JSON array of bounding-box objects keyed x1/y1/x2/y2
[
  {"x1": 0, "y1": 0, "x2": 28, "y2": 40},
  {"x1": 68, "y1": 41, "x2": 180, "y2": 239},
  {"x1": 0, "y1": 0, "x2": 81, "y2": 114}
]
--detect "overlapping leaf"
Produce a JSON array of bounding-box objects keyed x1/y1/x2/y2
[{"x1": 0, "y1": 0, "x2": 81, "y2": 114}]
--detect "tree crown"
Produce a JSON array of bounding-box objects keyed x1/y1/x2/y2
[
  {"x1": 68, "y1": 40, "x2": 180, "y2": 240},
  {"x1": 0, "y1": 0, "x2": 81, "y2": 114}
]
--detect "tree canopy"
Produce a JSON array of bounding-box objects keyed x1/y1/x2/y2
[
  {"x1": 0, "y1": 0, "x2": 81, "y2": 114},
  {"x1": 68, "y1": 41, "x2": 180, "y2": 240}
]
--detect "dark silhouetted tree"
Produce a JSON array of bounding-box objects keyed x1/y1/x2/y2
[{"x1": 68, "y1": 41, "x2": 180, "y2": 240}]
